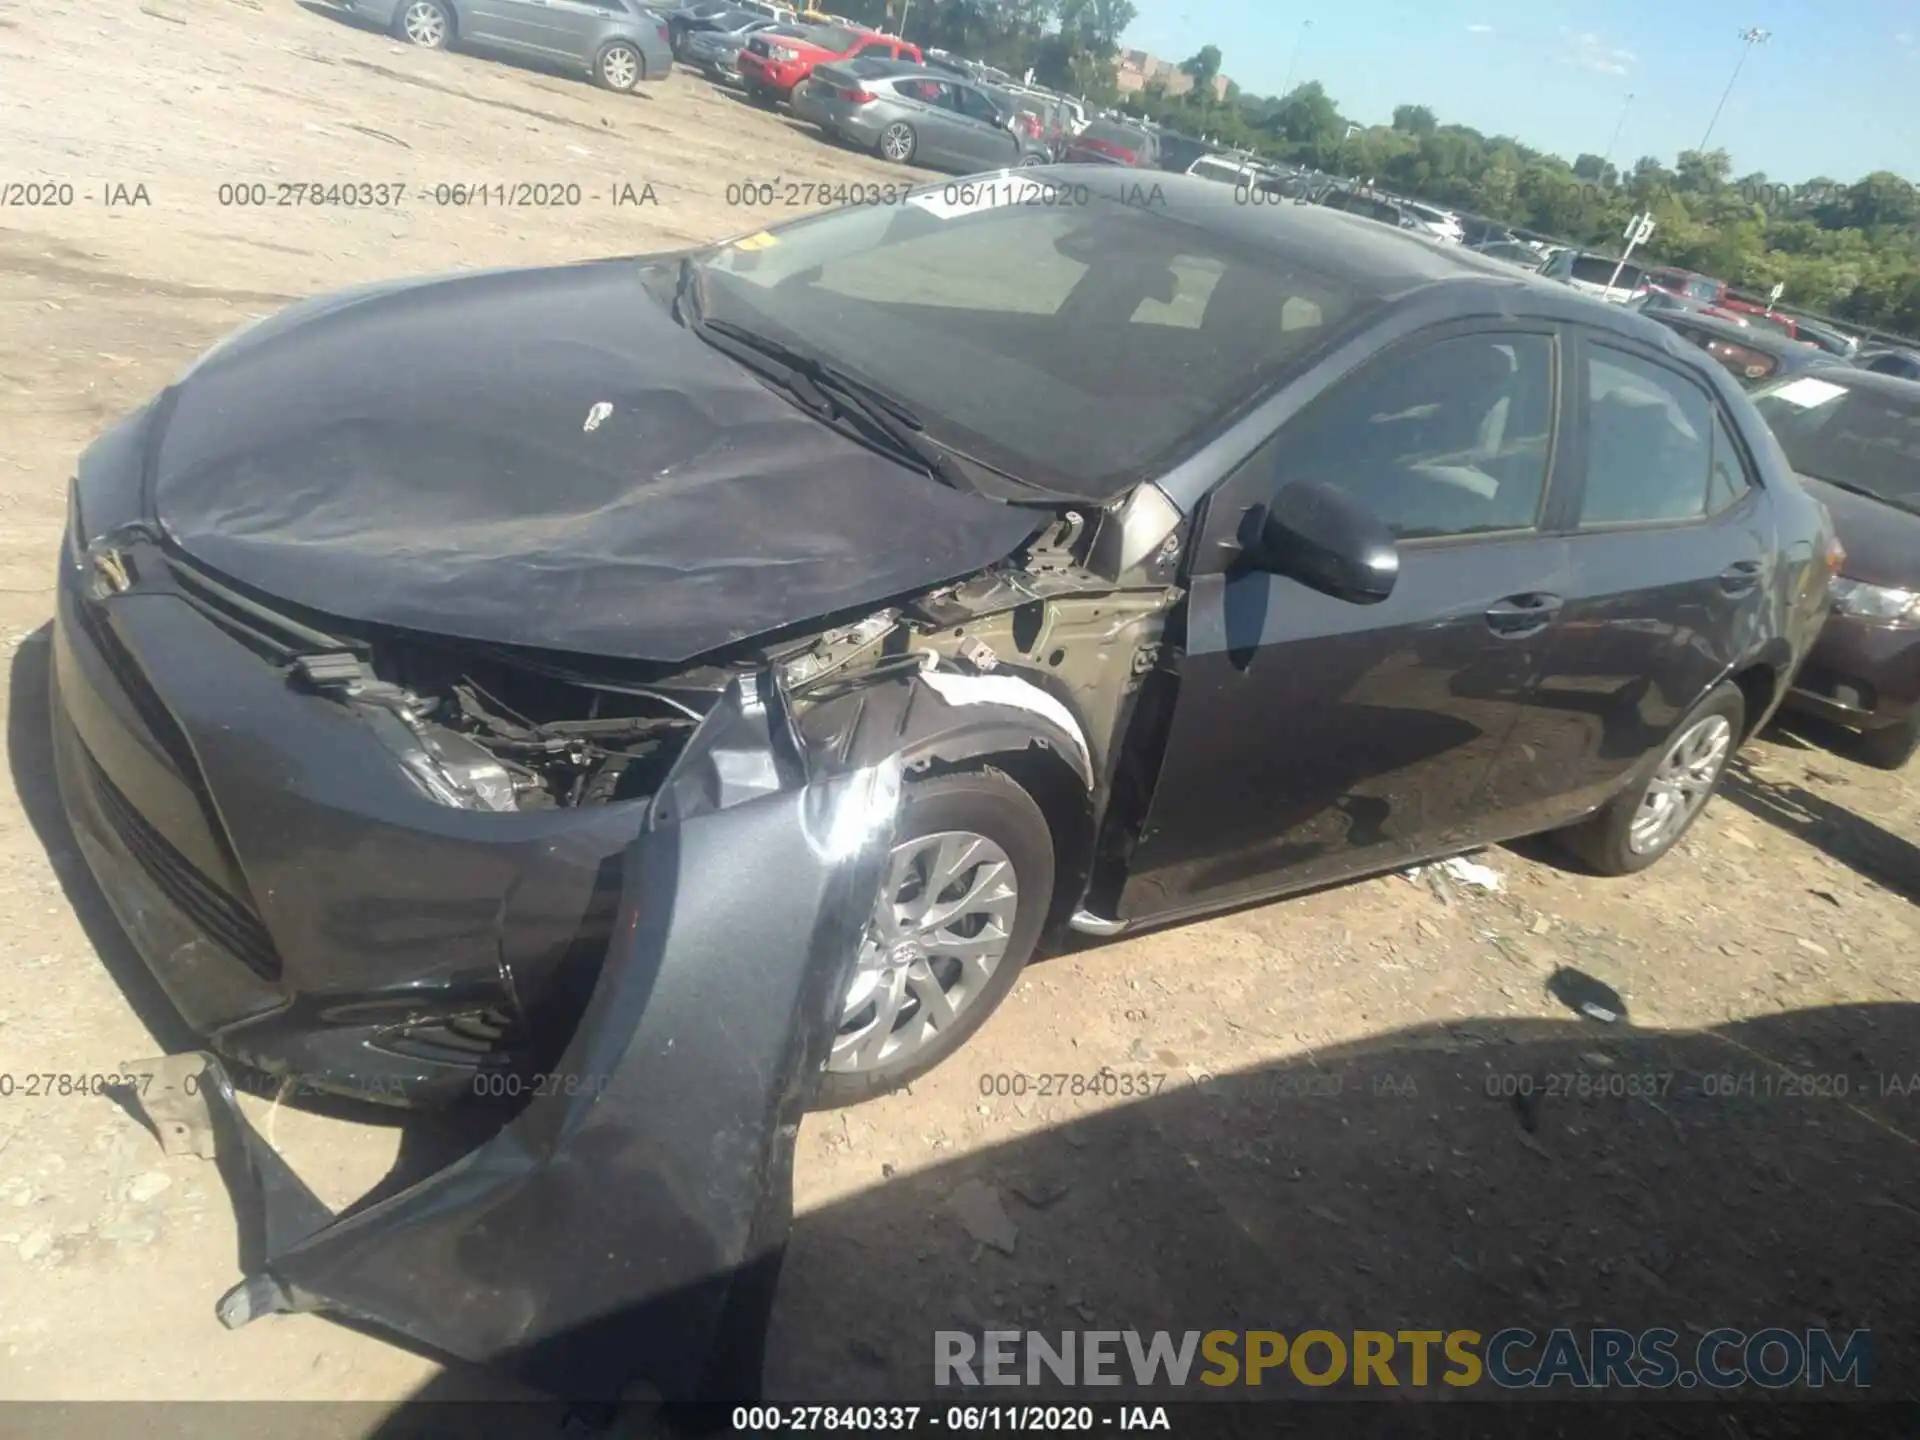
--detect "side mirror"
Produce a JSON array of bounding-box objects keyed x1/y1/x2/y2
[{"x1": 1249, "y1": 481, "x2": 1398, "y2": 604}]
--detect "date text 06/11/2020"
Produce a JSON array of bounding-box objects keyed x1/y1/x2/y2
[{"x1": 729, "y1": 1405, "x2": 1173, "y2": 1431}]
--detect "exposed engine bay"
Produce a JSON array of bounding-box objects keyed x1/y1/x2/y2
[{"x1": 292, "y1": 495, "x2": 1189, "y2": 819}]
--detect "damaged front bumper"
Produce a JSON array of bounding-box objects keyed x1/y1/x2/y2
[{"x1": 125, "y1": 675, "x2": 902, "y2": 1404}]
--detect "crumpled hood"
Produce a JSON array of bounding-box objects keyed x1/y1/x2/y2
[{"x1": 147, "y1": 259, "x2": 1043, "y2": 664}]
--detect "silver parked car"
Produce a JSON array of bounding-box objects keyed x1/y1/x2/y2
[
  {"x1": 801, "y1": 66, "x2": 1049, "y2": 170},
  {"x1": 354, "y1": 0, "x2": 675, "y2": 91},
  {"x1": 789, "y1": 53, "x2": 923, "y2": 123},
  {"x1": 676, "y1": 7, "x2": 775, "y2": 74}
]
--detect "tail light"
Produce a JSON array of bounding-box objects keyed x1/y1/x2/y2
[{"x1": 838, "y1": 85, "x2": 876, "y2": 102}]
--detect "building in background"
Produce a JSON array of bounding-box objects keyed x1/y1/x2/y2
[{"x1": 1114, "y1": 49, "x2": 1231, "y2": 101}]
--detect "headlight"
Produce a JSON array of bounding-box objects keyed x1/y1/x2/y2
[{"x1": 1830, "y1": 577, "x2": 1920, "y2": 627}]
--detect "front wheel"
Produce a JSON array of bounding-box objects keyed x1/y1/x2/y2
[
  {"x1": 595, "y1": 41, "x2": 643, "y2": 91},
  {"x1": 814, "y1": 769, "x2": 1054, "y2": 1109},
  {"x1": 1553, "y1": 681, "x2": 1745, "y2": 875},
  {"x1": 393, "y1": 0, "x2": 453, "y2": 47},
  {"x1": 877, "y1": 120, "x2": 917, "y2": 164},
  {"x1": 1855, "y1": 715, "x2": 1919, "y2": 770}
]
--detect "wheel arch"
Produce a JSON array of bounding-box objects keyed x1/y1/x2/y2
[
  {"x1": 903, "y1": 741, "x2": 1096, "y2": 950},
  {"x1": 1724, "y1": 640, "x2": 1794, "y2": 743}
]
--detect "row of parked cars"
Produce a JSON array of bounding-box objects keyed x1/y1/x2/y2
[{"x1": 666, "y1": 5, "x2": 1094, "y2": 172}]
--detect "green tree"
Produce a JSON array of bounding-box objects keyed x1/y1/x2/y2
[{"x1": 1391, "y1": 104, "x2": 1437, "y2": 136}]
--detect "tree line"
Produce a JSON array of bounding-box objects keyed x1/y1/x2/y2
[{"x1": 829, "y1": 0, "x2": 1920, "y2": 338}]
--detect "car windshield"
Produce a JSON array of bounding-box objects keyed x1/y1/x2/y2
[
  {"x1": 1752, "y1": 376, "x2": 1920, "y2": 512},
  {"x1": 812, "y1": 24, "x2": 864, "y2": 48},
  {"x1": 692, "y1": 191, "x2": 1376, "y2": 499}
]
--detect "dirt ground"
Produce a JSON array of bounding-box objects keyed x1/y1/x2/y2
[{"x1": 1, "y1": 0, "x2": 1918, "y2": 1424}]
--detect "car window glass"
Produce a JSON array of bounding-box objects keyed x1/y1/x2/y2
[
  {"x1": 1272, "y1": 332, "x2": 1555, "y2": 539},
  {"x1": 952, "y1": 85, "x2": 999, "y2": 122},
  {"x1": 894, "y1": 77, "x2": 948, "y2": 104},
  {"x1": 1752, "y1": 382, "x2": 1920, "y2": 512},
  {"x1": 1707, "y1": 413, "x2": 1754, "y2": 513},
  {"x1": 1581, "y1": 347, "x2": 1713, "y2": 525}
]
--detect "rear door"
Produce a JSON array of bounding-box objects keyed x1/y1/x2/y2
[
  {"x1": 1119, "y1": 321, "x2": 1574, "y2": 922},
  {"x1": 1477, "y1": 333, "x2": 1774, "y2": 832},
  {"x1": 886, "y1": 77, "x2": 963, "y2": 168},
  {"x1": 540, "y1": 0, "x2": 628, "y2": 61},
  {"x1": 945, "y1": 81, "x2": 1022, "y2": 170}
]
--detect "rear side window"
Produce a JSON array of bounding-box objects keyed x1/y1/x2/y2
[{"x1": 1581, "y1": 346, "x2": 1715, "y2": 525}]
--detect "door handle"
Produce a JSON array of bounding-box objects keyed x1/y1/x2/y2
[
  {"x1": 1484, "y1": 592, "x2": 1563, "y2": 638},
  {"x1": 1719, "y1": 560, "x2": 1763, "y2": 595}
]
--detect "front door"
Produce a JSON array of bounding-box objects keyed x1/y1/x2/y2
[{"x1": 1120, "y1": 323, "x2": 1573, "y2": 922}]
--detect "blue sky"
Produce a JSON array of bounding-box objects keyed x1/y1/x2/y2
[{"x1": 1121, "y1": 0, "x2": 1920, "y2": 183}]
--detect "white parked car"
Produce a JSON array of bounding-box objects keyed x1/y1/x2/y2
[
  {"x1": 1396, "y1": 198, "x2": 1466, "y2": 245},
  {"x1": 1539, "y1": 248, "x2": 1651, "y2": 304}
]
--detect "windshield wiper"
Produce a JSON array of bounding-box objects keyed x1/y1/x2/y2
[{"x1": 690, "y1": 314, "x2": 961, "y2": 485}]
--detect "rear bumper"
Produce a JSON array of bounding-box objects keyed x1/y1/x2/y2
[
  {"x1": 1785, "y1": 611, "x2": 1920, "y2": 732},
  {"x1": 50, "y1": 533, "x2": 650, "y2": 1107}
]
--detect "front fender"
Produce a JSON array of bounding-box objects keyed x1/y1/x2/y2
[{"x1": 127, "y1": 676, "x2": 899, "y2": 1404}]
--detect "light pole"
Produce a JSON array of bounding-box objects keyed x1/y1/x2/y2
[
  {"x1": 1599, "y1": 91, "x2": 1633, "y2": 181},
  {"x1": 1698, "y1": 26, "x2": 1769, "y2": 154},
  {"x1": 1280, "y1": 19, "x2": 1312, "y2": 96}
]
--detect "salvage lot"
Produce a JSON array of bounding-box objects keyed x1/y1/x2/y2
[{"x1": 2, "y1": 0, "x2": 1919, "y2": 1417}]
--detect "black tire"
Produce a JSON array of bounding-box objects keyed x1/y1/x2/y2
[
  {"x1": 814, "y1": 768, "x2": 1054, "y2": 1109},
  {"x1": 1855, "y1": 716, "x2": 1920, "y2": 770},
  {"x1": 746, "y1": 82, "x2": 776, "y2": 108},
  {"x1": 595, "y1": 40, "x2": 644, "y2": 92},
  {"x1": 391, "y1": 0, "x2": 453, "y2": 48},
  {"x1": 1554, "y1": 681, "x2": 1746, "y2": 876},
  {"x1": 876, "y1": 120, "x2": 917, "y2": 164}
]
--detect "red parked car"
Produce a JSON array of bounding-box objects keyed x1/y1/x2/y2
[
  {"x1": 1718, "y1": 296, "x2": 1815, "y2": 342},
  {"x1": 737, "y1": 23, "x2": 919, "y2": 105},
  {"x1": 1643, "y1": 267, "x2": 1756, "y2": 323}
]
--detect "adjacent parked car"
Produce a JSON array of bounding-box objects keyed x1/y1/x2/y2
[
  {"x1": 1539, "y1": 248, "x2": 1649, "y2": 303},
  {"x1": 363, "y1": 0, "x2": 674, "y2": 91},
  {"x1": 1315, "y1": 185, "x2": 1414, "y2": 230},
  {"x1": 678, "y1": 8, "x2": 781, "y2": 77},
  {"x1": 1469, "y1": 239, "x2": 1546, "y2": 271},
  {"x1": 1751, "y1": 370, "x2": 1920, "y2": 768},
  {"x1": 1856, "y1": 347, "x2": 1920, "y2": 380},
  {"x1": 802, "y1": 66, "x2": 1047, "y2": 169},
  {"x1": 1719, "y1": 297, "x2": 1810, "y2": 343},
  {"x1": 1640, "y1": 309, "x2": 1836, "y2": 390},
  {"x1": 1396, "y1": 197, "x2": 1465, "y2": 245},
  {"x1": 1062, "y1": 119, "x2": 1159, "y2": 167},
  {"x1": 737, "y1": 22, "x2": 918, "y2": 104}
]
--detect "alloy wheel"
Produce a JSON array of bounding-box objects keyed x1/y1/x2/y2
[
  {"x1": 600, "y1": 43, "x2": 639, "y2": 90},
  {"x1": 1628, "y1": 714, "x2": 1733, "y2": 855},
  {"x1": 880, "y1": 122, "x2": 914, "y2": 162},
  {"x1": 402, "y1": 0, "x2": 447, "y2": 46},
  {"x1": 828, "y1": 829, "x2": 1018, "y2": 1074}
]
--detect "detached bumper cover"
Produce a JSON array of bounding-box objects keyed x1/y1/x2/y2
[{"x1": 128, "y1": 677, "x2": 901, "y2": 1403}]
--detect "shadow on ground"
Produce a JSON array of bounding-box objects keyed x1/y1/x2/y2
[{"x1": 353, "y1": 999, "x2": 1919, "y2": 1437}]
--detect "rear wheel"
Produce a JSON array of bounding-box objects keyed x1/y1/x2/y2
[
  {"x1": 1554, "y1": 682, "x2": 1744, "y2": 876},
  {"x1": 877, "y1": 120, "x2": 917, "y2": 164},
  {"x1": 393, "y1": 0, "x2": 452, "y2": 47},
  {"x1": 1855, "y1": 716, "x2": 1919, "y2": 770},
  {"x1": 814, "y1": 769, "x2": 1053, "y2": 1109},
  {"x1": 595, "y1": 40, "x2": 643, "y2": 91}
]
